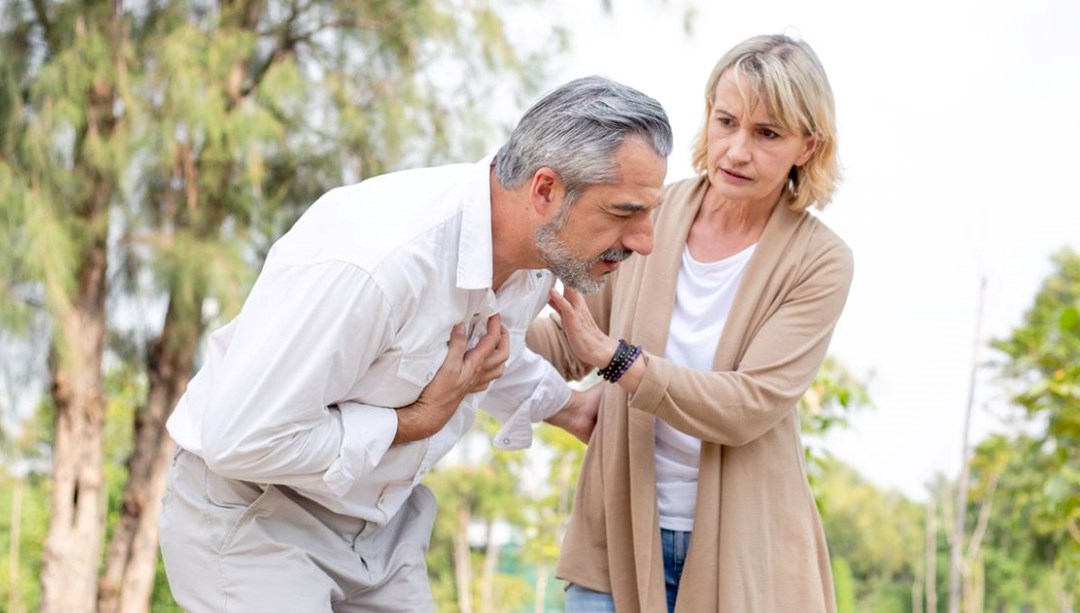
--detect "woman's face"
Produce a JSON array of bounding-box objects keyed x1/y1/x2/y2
[{"x1": 705, "y1": 69, "x2": 818, "y2": 206}]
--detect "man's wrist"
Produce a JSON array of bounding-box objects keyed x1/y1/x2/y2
[
  {"x1": 393, "y1": 398, "x2": 446, "y2": 445},
  {"x1": 545, "y1": 391, "x2": 578, "y2": 428}
]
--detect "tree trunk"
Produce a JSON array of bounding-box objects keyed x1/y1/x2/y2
[
  {"x1": 39, "y1": 3, "x2": 121, "y2": 610},
  {"x1": 8, "y1": 478, "x2": 23, "y2": 613},
  {"x1": 913, "y1": 569, "x2": 924, "y2": 613},
  {"x1": 926, "y1": 489, "x2": 938, "y2": 613},
  {"x1": 959, "y1": 471, "x2": 997, "y2": 613},
  {"x1": 97, "y1": 34, "x2": 259, "y2": 608},
  {"x1": 479, "y1": 516, "x2": 501, "y2": 613},
  {"x1": 533, "y1": 562, "x2": 549, "y2": 613},
  {"x1": 973, "y1": 555, "x2": 984, "y2": 613},
  {"x1": 1057, "y1": 589, "x2": 1072, "y2": 613},
  {"x1": 960, "y1": 553, "x2": 985, "y2": 613},
  {"x1": 98, "y1": 289, "x2": 203, "y2": 613},
  {"x1": 948, "y1": 278, "x2": 986, "y2": 613},
  {"x1": 41, "y1": 293, "x2": 109, "y2": 613},
  {"x1": 453, "y1": 505, "x2": 474, "y2": 613}
]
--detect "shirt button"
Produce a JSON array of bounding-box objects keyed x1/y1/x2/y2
[
  {"x1": 502, "y1": 437, "x2": 511, "y2": 445},
  {"x1": 535, "y1": 272, "x2": 543, "y2": 279}
]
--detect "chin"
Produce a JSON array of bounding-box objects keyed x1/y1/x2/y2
[{"x1": 568, "y1": 276, "x2": 606, "y2": 295}]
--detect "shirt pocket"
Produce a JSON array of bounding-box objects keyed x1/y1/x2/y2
[{"x1": 396, "y1": 348, "x2": 446, "y2": 388}]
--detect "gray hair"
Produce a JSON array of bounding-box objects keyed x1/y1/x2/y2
[{"x1": 494, "y1": 75, "x2": 673, "y2": 207}]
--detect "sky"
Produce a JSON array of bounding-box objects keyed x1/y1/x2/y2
[{"x1": 525, "y1": 0, "x2": 1080, "y2": 500}]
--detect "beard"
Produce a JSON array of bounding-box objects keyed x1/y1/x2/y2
[{"x1": 535, "y1": 213, "x2": 632, "y2": 294}]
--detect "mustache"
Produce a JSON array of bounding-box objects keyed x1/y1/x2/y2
[{"x1": 597, "y1": 247, "x2": 633, "y2": 263}]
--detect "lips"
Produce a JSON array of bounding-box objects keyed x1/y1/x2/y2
[
  {"x1": 720, "y1": 167, "x2": 751, "y2": 181},
  {"x1": 591, "y1": 248, "x2": 632, "y2": 273}
]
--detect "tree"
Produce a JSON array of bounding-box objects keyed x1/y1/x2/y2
[
  {"x1": 817, "y1": 459, "x2": 923, "y2": 612},
  {"x1": 424, "y1": 417, "x2": 533, "y2": 613},
  {"x1": 0, "y1": 1, "x2": 133, "y2": 609},
  {"x1": 949, "y1": 277, "x2": 986, "y2": 613},
  {"x1": 799, "y1": 355, "x2": 872, "y2": 499},
  {"x1": 988, "y1": 247, "x2": 1080, "y2": 609},
  {"x1": 522, "y1": 418, "x2": 587, "y2": 613},
  {"x1": 965, "y1": 434, "x2": 1074, "y2": 611}
]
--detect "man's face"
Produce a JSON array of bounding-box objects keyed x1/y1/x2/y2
[{"x1": 536, "y1": 138, "x2": 667, "y2": 293}]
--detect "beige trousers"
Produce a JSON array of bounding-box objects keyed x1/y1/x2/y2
[{"x1": 160, "y1": 449, "x2": 437, "y2": 612}]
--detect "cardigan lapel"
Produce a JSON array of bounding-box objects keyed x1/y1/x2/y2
[
  {"x1": 627, "y1": 176, "x2": 708, "y2": 355},
  {"x1": 622, "y1": 177, "x2": 709, "y2": 610},
  {"x1": 712, "y1": 194, "x2": 805, "y2": 370}
]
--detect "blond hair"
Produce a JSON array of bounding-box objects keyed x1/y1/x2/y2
[{"x1": 690, "y1": 34, "x2": 841, "y2": 212}]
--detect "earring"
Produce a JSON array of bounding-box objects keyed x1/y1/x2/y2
[{"x1": 787, "y1": 166, "x2": 799, "y2": 196}]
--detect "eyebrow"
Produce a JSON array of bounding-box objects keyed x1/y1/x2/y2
[
  {"x1": 610, "y1": 200, "x2": 663, "y2": 214},
  {"x1": 715, "y1": 107, "x2": 784, "y2": 131}
]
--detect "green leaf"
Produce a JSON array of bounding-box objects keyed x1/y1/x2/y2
[{"x1": 1060, "y1": 304, "x2": 1079, "y2": 332}]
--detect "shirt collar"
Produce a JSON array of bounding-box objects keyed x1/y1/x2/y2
[{"x1": 456, "y1": 155, "x2": 496, "y2": 290}]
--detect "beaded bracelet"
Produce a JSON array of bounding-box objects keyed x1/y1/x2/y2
[{"x1": 597, "y1": 339, "x2": 642, "y2": 383}]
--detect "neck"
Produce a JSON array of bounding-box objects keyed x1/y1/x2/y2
[
  {"x1": 686, "y1": 183, "x2": 781, "y2": 262},
  {"x1": 489, "y1": 168, "x2": 535, "y2": 291},
  {"x1": 697, "y1": 182, "x2": 782, "y2": 237}
]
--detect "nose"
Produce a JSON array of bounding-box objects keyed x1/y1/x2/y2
[
  {"x1": 728, "y1": 129, "x2": 752, "y2": 163},
  {"x1": 622, "y1": 214, "x2": 655, "y2": 256}
]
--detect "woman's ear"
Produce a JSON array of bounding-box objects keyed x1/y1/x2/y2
[{"x1": 795, "y1": 135, "x2": 819, "y2": 167}]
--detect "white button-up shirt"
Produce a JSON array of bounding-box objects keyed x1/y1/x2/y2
[{"x1": 167, "y1": 158, "x2": 573, "y2": 524}]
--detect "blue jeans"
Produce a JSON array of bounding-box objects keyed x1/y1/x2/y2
[
  {"x1": 564, "y1": 583, "x2": 615, "y2": 612},
  {"x1": 564, "y1": 529, "x2": 692, "y2": 613},
  {"x1": 661, "y1": 528, "x2": 692, "y2": 612}
]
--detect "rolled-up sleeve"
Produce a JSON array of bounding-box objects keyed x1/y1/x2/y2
[
  {"x1": 200, "y1": 260, "x2": 399, "y2": 491},
  {"x1": 322, "y1": 402, "x2": 398, "y2": 496},
  {"x1": 482, "y1": 346, "x2": 573, "y2": 450}
]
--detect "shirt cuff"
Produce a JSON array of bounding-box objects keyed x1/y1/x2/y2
[
  {"x1": 492, "y1": 373, "x2": 572, "y2": 451},
  {"x1": 322, "y1": 402, "x2": 398, "y2": 497}
]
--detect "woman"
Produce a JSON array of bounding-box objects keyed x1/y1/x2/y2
[{"x1": 527, "y1": 34, "x2": 852, "y2": 613}]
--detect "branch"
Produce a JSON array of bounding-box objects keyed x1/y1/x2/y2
[
  {"x1": 240, "y1": 0, "x2": 307, "y2": 101},
  {"x1": 965, "y1": 471, "x2": 999, "y2": 561},
  {"x1": 30, "y1": 0, "x2": 54, "y2": 54},
  {"x1": 241, "y1": 9, "x2": 382, "y2": 101},
  {"x1": 940, "y1": 481, "x2": 955, "y2": 548}
]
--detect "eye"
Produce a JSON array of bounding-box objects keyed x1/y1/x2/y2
[
  {"x1": 759, "y1": 128, "x2": 780, "y2": 139},
  {"x1": 715, "y1": 116, "x2": 734, "y2": 127}
]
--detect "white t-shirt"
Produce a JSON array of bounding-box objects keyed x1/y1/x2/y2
[{"x1": 655, "y1": 243, "x2": 755, "y2": 531}]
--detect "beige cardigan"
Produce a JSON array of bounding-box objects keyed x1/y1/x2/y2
[{"x1": 527, "y1": 175, "x2": 853, "y2": 613}]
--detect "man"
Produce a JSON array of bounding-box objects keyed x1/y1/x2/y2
[{"x1": 159, "y1": 75, "x2": 671, "y2": 611}]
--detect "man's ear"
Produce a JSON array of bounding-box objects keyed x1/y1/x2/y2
[{"x1": 529, "y1": 167, "x2": 564, "y2": 218}]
